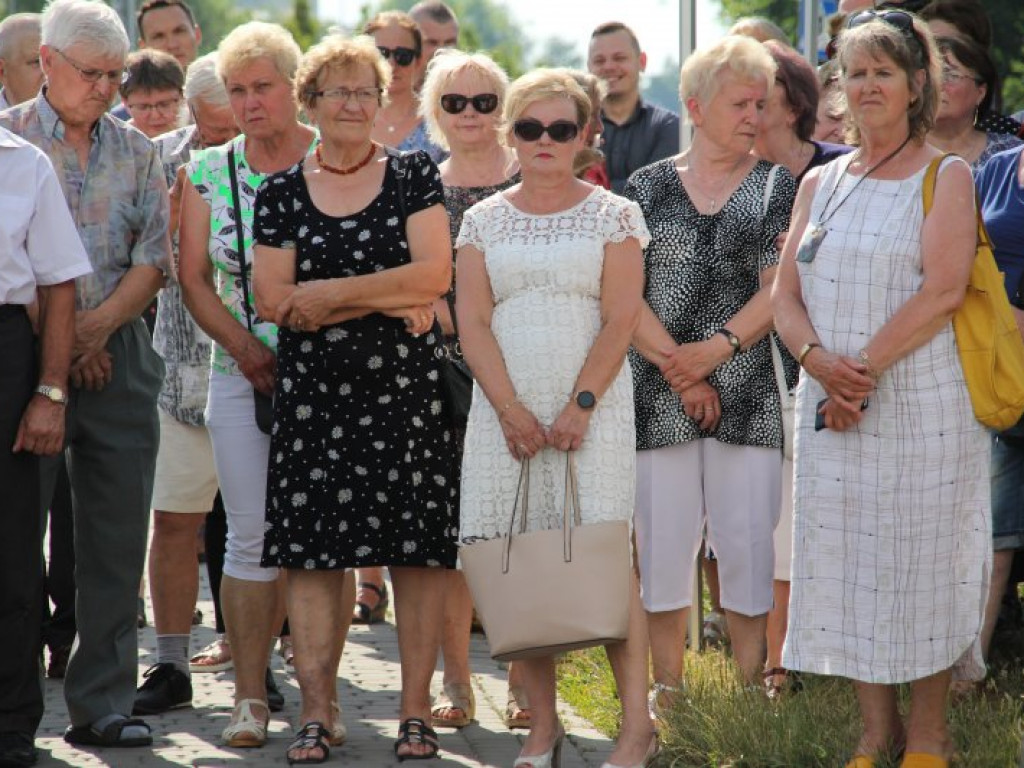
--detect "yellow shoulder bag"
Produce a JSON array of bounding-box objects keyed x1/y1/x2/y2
[{"x1": 922, "y1": 155, "x2": 1024, "y2": 431}]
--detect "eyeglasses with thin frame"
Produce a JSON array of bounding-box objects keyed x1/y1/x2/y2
[
  {"x1": 308, "y1": 86, "x2": 382, "y2": 105},
  {"x1": 512, "y1": 119, "x2": 580, "y2": 143},
  {"x1": 440, "y1": 93, "x2": 499, "y2": 115},
  {"x1": 127, "y1": 95, "x2": 182, "y2": 116},
  {"x1": 54, "y1": 47, "x2": 125, "y2": 86},
  {"x1": 941, "y1": 66, "x2": 981, "y2": 87},
  {"x1": 377, "y1": 46, "x2": 418, "y2": 67}
]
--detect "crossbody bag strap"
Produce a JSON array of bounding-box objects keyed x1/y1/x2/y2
[
  {"x1": 227, "y1": 145, "x2": 253, "y2": 333},
  {"x1": 762, "y1": 164, "x2": 791, "y2": 395}
]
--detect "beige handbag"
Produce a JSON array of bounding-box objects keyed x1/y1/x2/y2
[{"x1": 460, "y1": 453, "x2": 631, "y2": 662}]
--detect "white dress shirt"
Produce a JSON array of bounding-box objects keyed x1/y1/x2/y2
[{"x1": 0, "y1": 126, "x2": 92, "y2": 305}]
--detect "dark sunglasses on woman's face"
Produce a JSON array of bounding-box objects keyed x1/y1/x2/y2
[
  {"x1": 377, "y1": 46, "x2": 418, "y2": 67},
  {"x1": 440, "y1": 93, "x2": 499, "y2": 115},
  {"x1": 512, "y1": 119, "x2": 580, "y2": 143}
]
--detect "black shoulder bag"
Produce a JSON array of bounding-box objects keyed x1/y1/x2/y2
[
  {"x1": 388, "y1": 147, "x2": 473, "y2": 431},
  {"x1": 227, "y1": 147, "x2": 275, "y2": 435}
]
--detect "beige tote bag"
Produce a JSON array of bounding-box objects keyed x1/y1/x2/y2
[{"x1": 461, "y1": 453, "x2": 631, "y2": 662}]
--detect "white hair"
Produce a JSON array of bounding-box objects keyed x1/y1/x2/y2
[
  {"x1": 41, "y1": 0, "x2": 129, "y2": 60},
  {"x1": 0, "y1": 14, "x2": 41, "y2": 62},
  {"x1": 184, "y1": 52, "x2": 228, "y2": 108}
]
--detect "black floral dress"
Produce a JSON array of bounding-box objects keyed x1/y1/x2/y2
[{"x1": 254, "y1": 150, "x2": 458, "y2": 570}]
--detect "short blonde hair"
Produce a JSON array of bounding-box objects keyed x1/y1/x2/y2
[
  {"x1": 679, "y1": 34, "x2": 776, "y2": 118},
  {"x1": 217, "y1": 21, "x2": 301, "y2": 84},
  {"x1": 295, "y1": 34, "x2": 391, "y2": 112},
  {"x1": 419, "y1": 48, "x2": 509, "y2": 151},
  {"x1": 835, "y1": 16, "x2": 940, "y2": 144},
  {"x1": 502, "y1": 68, "x2": 591, "y2": 142}
]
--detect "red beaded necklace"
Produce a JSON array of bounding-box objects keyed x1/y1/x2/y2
[{"x1": 315, "y1": 141, "x2": 378, "y2": 176}]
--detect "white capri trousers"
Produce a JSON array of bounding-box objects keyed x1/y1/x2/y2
[
  {"x1": 635, "y1": 439, "x2": 782, "y2": 616},
  {"x1": 206, "y1": 371, "x2": 278, "y2": 583}
]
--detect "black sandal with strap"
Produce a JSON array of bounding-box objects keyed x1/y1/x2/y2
[
  {"x1": 352, "y1": 581, "x2": 389, "y2": 624},
  {"x1": 394, "y1": 717, "x2": 440, "y2": 761},
  {"x1": 287, "y1": 722, "x2": 330, "y2": 765}
]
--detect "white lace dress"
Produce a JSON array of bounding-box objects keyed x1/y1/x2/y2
[{"x1": 456, "y1": 187, "x2": 651, "y2": 540}]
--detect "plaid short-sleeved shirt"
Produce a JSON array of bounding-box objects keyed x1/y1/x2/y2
[{"x1": 0, "y1": 90, "x2": 171, "y2": 311}]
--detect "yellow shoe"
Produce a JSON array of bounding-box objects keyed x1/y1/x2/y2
[
  {"x1": 845, "y1": 757, "x2": 875, "y2": 768},
  {"x1": 900, "y1": 753, "x2": 949, "y2": 768}
]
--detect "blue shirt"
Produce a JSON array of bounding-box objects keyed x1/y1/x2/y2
[{"x1": 975, "y1": 144, "x2": 1024, "y2": 305}]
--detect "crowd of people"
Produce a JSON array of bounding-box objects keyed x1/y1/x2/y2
[{"x1": 1, "y1": 0, "x2": 1023, "y2": 766}]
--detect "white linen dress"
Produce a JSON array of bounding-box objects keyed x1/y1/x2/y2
[
  {"x1": 782, "y1": 154, "x2": 991, "y2": 683},
  {"x1": 456, "y1": 187, "x2": 650, "y2": 540}
]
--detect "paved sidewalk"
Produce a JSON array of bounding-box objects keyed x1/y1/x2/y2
[{"x1": 34, "y1": 571, "x2": 615, "y2": 768}]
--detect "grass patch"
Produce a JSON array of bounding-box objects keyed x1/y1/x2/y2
[{"x1": 556, "y1": 646, "x2": 1024, "y2": 768}]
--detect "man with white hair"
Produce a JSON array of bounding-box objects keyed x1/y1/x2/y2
[
  {"x1": 0, "y1": 126, "x2": 92, "y2": 768},
  {"x1": 133, "y1": 52, "x2": 239, "y2": 717},
  {"x1": 0, "y1": 0, "x2": 170, "y2": 749},
  {"x1": 0, "y1": 14, "x2": 44, "y2": 109}
]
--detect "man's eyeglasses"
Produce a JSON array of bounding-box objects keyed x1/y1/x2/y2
[
  {"x1": 55, "y1": 48, "x2": 125, "y2": 86},
  {"x1": 377, "y1": 46, "x2": 418, "y2": 67},
  {"x1": 440, "y1": 93, "x2": 499, "y2": 115},
  {"x1": 512, "y1": 119, "x2": 580, "y2": 143},
  {"x1": 127, "y1": 96, "x2": 182, "y2": 116},
  {"x1": 308, "y1": 86, "x2": 382, "y2": 104}
]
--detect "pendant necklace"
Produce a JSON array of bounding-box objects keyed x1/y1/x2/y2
[
  {"x1": 685, "y1": 153, "x2": 749, "y2": 214},
  {"x1": 316, "y1": 142, "x2": 378, "y2": 176},
  {"x1": 797, "y1": 134, "x2": 912, "y2": 264}
]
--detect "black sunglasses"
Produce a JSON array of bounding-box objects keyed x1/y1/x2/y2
[
  {"x1": 440, "y1": 93, "x2": 499, "y2": 115},
  {"x1": 847, "y1": 9, "x2": 924, "y2": 50},
  {"x1": 512, "y1": 119, "x2": 580, "y2": 143},
  {"x1": 377, "y1": 45, "x2": 418, "y2": 67}
]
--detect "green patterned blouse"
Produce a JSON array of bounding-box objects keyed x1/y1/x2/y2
[{"x1": 187, "y1": 133, "x2": 316, "y2": 376}]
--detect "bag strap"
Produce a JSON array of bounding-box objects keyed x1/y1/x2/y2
[
  {"x1": 561, "y1": 454, "x2": 582, "y2": 563},
  {"x1": 227, "y1": 145, "x2": 253, "y2": 333},
  {"x1": 502, "y1": 459, "x2": 530, "y2": 574},
  {"x1": 762, "y1": 163, "x2": 780, "y2": 217},
  {"x1": 922, "y1": 153, "x2": 993, "y2": 254},
  {"x1": 763, "y1": 163, "x2": 792, "y2": 396},
  {"x1": 500, "y1": 452, "x2": 584, "y2": 572}
]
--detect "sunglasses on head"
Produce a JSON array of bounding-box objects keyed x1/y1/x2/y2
[
  {"x1": 377, "y1": 45, "x2": 418, "y2": 67},
  {"x1": 829, "y1": 9, "x2": 924, "y2": 62},
  {"x1": 440, "y1": 93, "x2": 499, "y2": 115},
  {"x1": 512, "y1": 119, "x2": 580, "y2": 143}
]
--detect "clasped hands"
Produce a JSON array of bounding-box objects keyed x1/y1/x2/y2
[
  {"x1": 499, "y1": 401, "x2": 591, "y2": 460},
  {"x1": 804, "y1": 348, "x2": 876, "y2": 432},
  {"x1": 658, "y1": 340, "x2": 725, "y2": 431},
  {"x1": 70, "y1": 309, "x2": 115, "y2": 391}
]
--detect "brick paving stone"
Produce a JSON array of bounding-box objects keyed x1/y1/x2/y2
[{"x1": 34, "y1": 569, "x2": 615, "y2": 768}]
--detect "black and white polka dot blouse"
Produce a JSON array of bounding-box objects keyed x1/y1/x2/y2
[{"x1": 625, "y1": 158, "x2": 797, "y2": 451}]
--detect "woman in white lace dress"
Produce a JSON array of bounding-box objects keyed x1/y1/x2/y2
[{"x1": 456, "y1": 69, "x2": 656, "y2": 768}]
